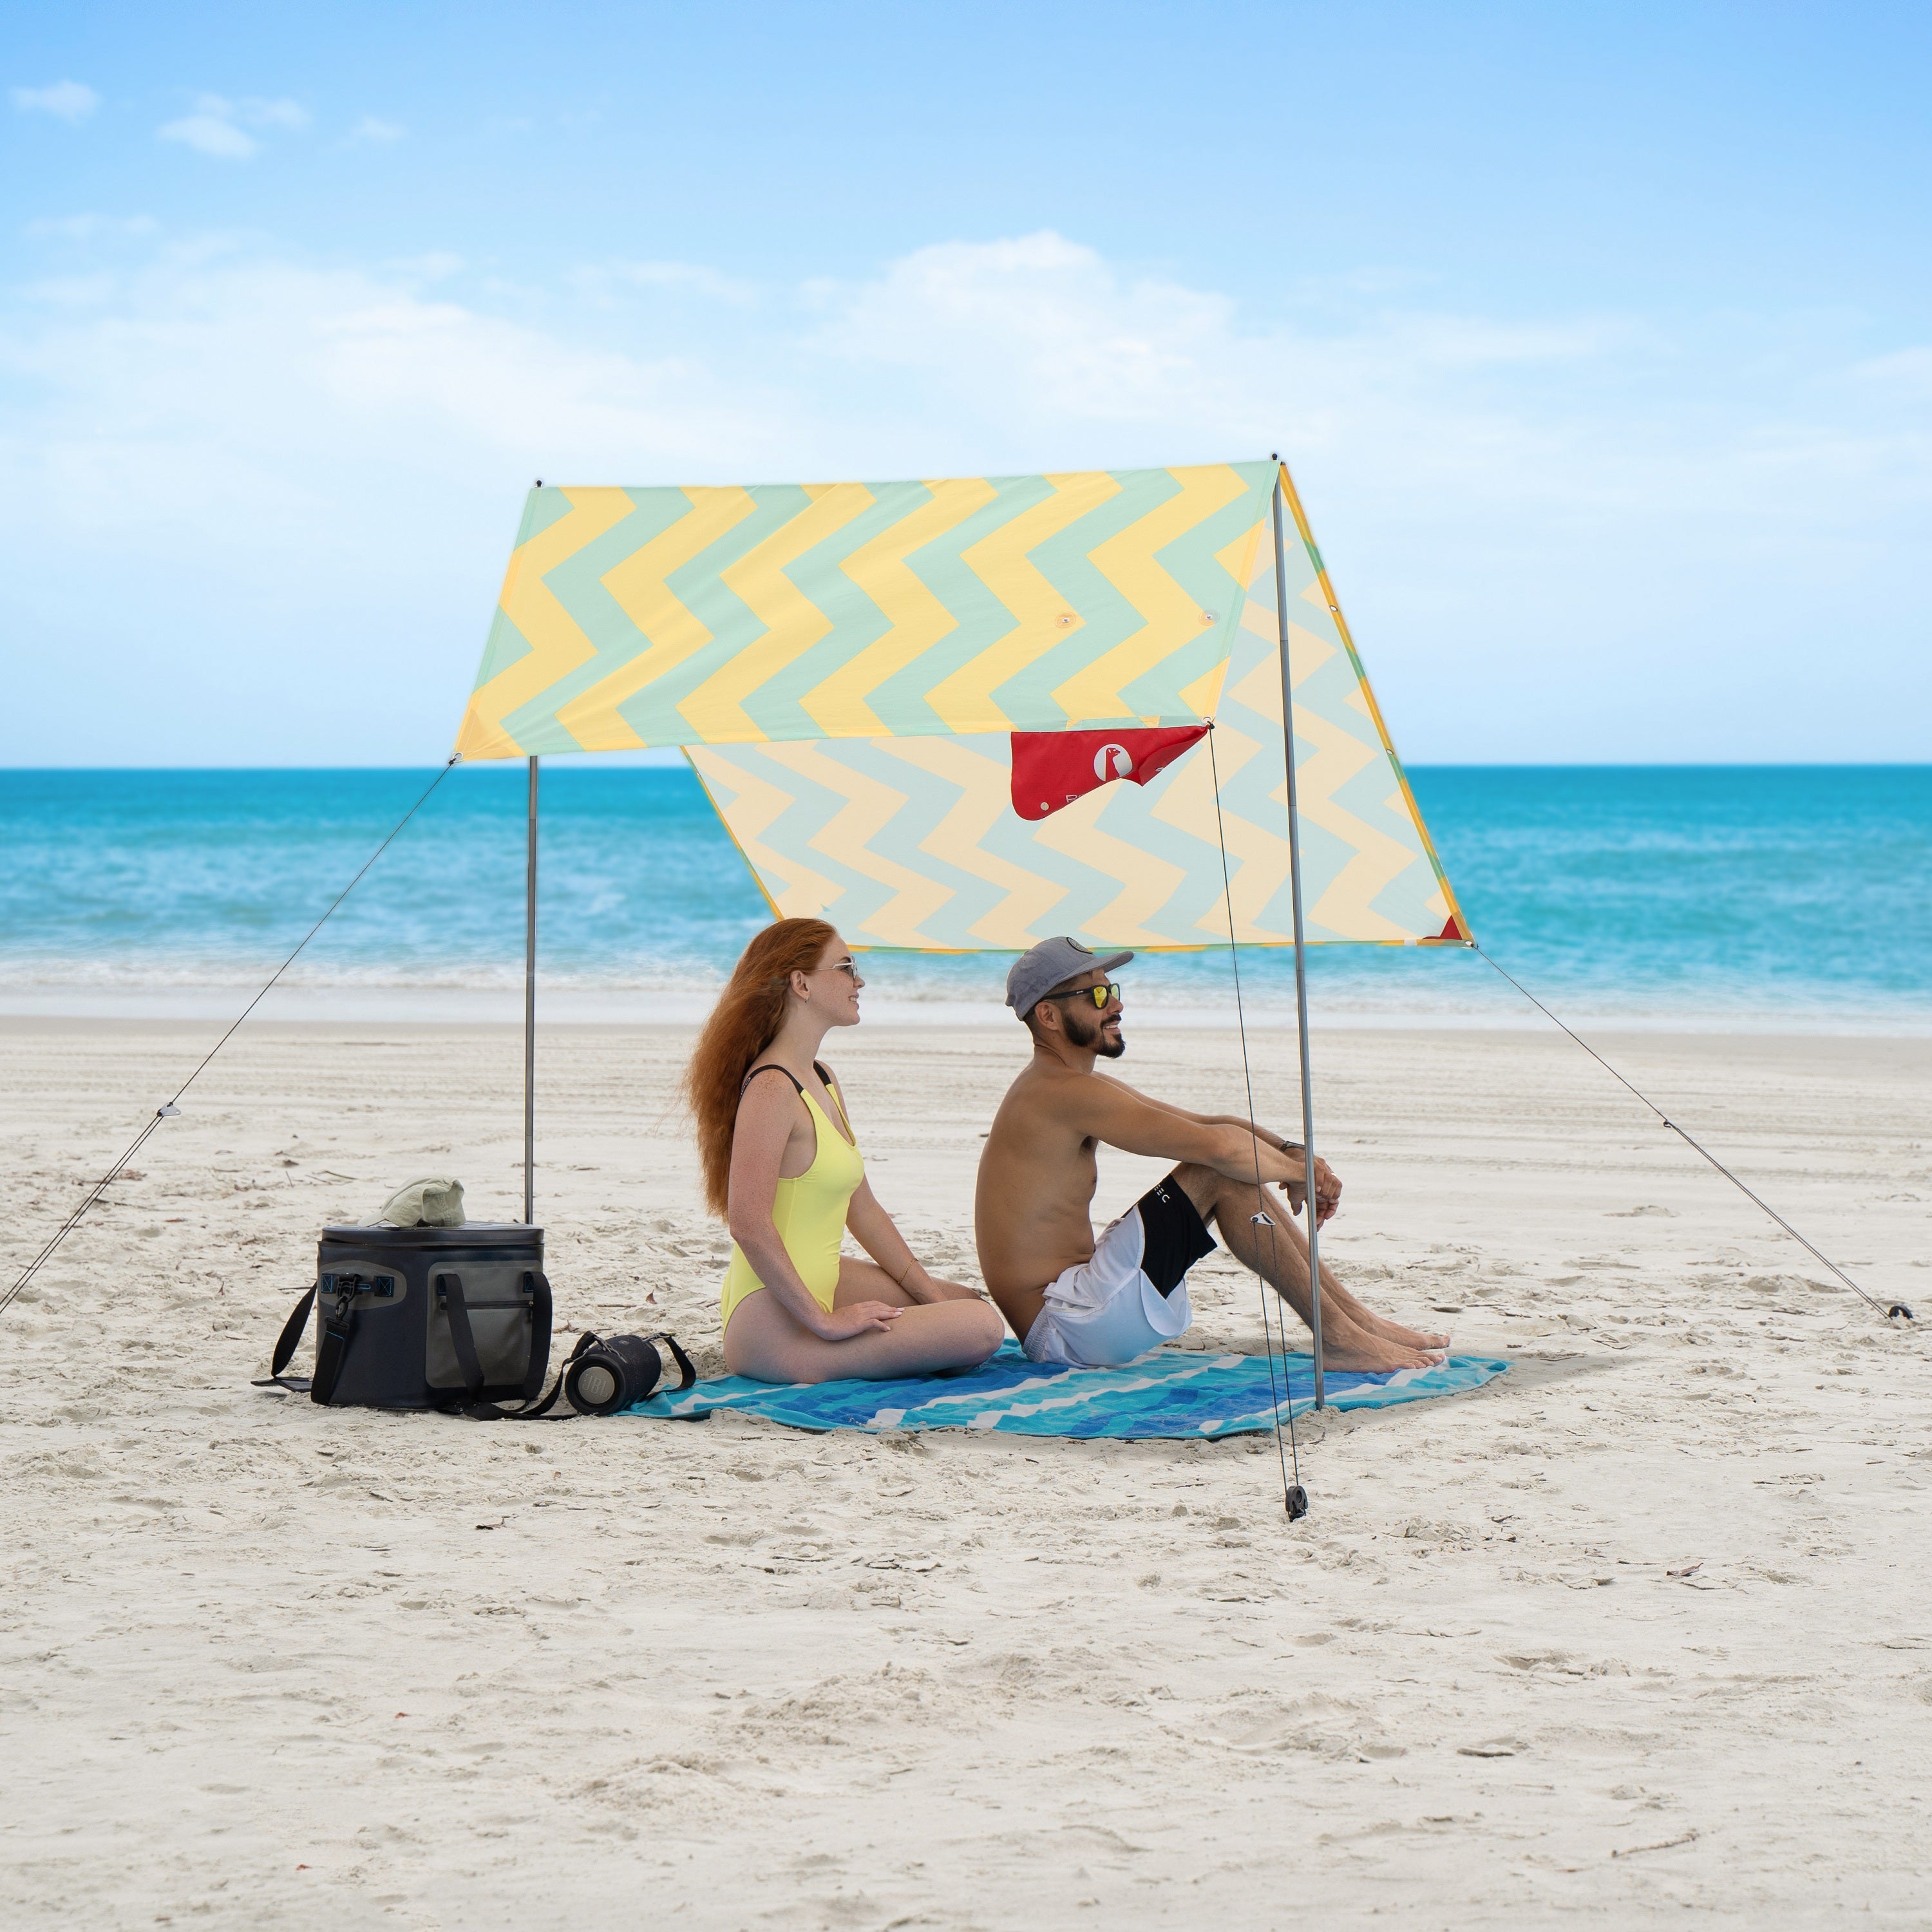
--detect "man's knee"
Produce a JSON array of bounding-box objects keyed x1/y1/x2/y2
[
  {"x1": 1169, "y1": 1163, "x2": 1222, "y2": 1224},
  {"x1": 1173, "y1": 1163, "x2": 1269, "y2": 1231},
  {"x1": 1176, "y1": 1164, "x2": 1291, "y2": 1239}
]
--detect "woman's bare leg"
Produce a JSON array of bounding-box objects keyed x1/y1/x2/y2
[
  {"x1": 833, "y1": 1256, "x2": 985, "y2": 1305},
  {"x1": 723, "y1": 1262, "x2": 1007, "y2": 1383}
]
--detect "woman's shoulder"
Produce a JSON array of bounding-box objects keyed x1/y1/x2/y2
[{"x1": 739, "y1": 1061, "x2": 806, "y2": 1102}]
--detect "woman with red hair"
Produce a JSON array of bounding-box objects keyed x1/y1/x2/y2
[{"x1": 687, "y1": 918, "x2": 1005, "y2": 1383}]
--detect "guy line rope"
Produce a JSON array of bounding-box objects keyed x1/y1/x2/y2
[
  {"x1": 0, "y1": 757, "x2": 462, "y2": 1323},
  {"x1": 1475, "y1": 949, "x2": 1911, "y2": 1322},
  {"x1": 1208, "y1": 726, "x2": 1309, "y2": 1519}
]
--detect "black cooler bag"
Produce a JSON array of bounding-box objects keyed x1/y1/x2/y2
[{"x1": 269, "y1": 1224, "x2": 552, "y2": 1413}]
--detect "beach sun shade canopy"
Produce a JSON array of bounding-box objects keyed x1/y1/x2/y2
[
  {"x1": 456, "y1": 462, "x2": 1470, "y2": 951},
  {"x1": 456, "y1": 464, "x2": 1276, "y2": 757}
]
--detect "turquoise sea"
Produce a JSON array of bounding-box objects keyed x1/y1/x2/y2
[{"x1": 2, "y1": 766, "x2": 1928, "y2": 1030}]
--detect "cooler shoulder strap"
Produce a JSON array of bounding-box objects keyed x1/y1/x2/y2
[{"x1": 251, "y1": 1282, "x2": 341, "y2": 1399}]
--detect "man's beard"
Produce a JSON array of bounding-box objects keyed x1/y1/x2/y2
[{"x1": 1066, "y1": 1007, "x2": 1126, "y2": 1059}]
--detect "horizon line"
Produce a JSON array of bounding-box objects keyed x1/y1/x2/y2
[{"x1": 3, "y1": 759, "x2": 1930, "y2": 776}]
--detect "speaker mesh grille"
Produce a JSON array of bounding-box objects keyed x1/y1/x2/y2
[{"x1": 575, "y1": 1363, "x2": 618, "y2": 1408}]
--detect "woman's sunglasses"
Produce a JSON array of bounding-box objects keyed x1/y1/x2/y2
[{"x1": 1043, "y1": 981, "x2": 1122, "y2": 1010}]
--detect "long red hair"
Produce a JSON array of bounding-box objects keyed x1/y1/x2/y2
[{"x1": 685, "y1": 918, "x2": 838, "y2": 1217}]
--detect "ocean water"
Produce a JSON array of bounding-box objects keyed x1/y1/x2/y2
[{"x1": 2, "y1": 765, "x2": 1928, "y2": 1030}]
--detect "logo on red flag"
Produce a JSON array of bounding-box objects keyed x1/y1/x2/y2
[{"x1": 1009, "y1": 725, "x2": 1210, "y2": 822}]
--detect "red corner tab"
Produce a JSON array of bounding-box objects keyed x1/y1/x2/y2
[{"x1": 1010, "y1": 726, "x2": 1210, "y2": 822}]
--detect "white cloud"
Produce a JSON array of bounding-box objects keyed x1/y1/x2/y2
[
  {"x1": 24, "y1": 213, "x2": 158, "y2": 242},
  {"x1": 572, "y1": 260, "x2": 759, "y2": 307},
  {"x1": 157, "y1": 94, "x2": 309, "y2": 160},
  {"x1": 803, "y1": 234, "x2": 1924, "y2": 561},
  {"x1": 0, "y1": 245, "x2": 800, "y2": 551},
  {"x1": 0, "y1": 228, "x2": 1925, "y2": 763},
  {"x1": 0, "y1": 242, "x2": 807, "y2": 762},
  {"x1": 390, "y1": 251, "x2": 464, "y2": 281},
  {"x1": 346, "y1": 115, "x2": 405, "y2": 146},
  {"x1": 19, "y1": 271, "x2": 118, "y2": 307},
  {"x1": 12, "y1": 81, "x2": 98, "y2": 122},
  {"x1": 242, "y1": 97, "x2": 309, "y2": 131},
  {"x1": 808, "y1": 232, "x2": 1634, "y2": 461},
  {"x1": 159, "y1": 112, "x2": 257, "y2": 160},
  {"x1": 1849, "y1": 345, "x2": 1932, "y2": 404}
]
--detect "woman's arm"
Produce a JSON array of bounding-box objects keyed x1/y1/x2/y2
[
  {"x1": 727, "y1": 1079, "x2": 900, "y2": 1338},
  {"x1": 844, "y1": 1177, "x2": 956, "y2": 1304},
  {"x1": 820, "y1": 1068, "x2": 980, "y2": 1303}
]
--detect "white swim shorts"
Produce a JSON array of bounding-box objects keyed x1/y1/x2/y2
[{"x1": 1023, "y1": 1178, "x2": 1217, "y2": 1368}]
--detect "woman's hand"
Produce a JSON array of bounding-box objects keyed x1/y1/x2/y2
[{"x1": 811, "y1": 1300, "x2": 904, "y2": 1341}]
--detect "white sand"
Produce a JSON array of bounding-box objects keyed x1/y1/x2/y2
[{"x1": 3, "y1": 1016, "x2": 1929, "y2": 1926}]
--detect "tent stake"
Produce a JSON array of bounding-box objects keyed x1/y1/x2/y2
[
  {"x1": 524, "y1": 754, "x2": 538, "y2": 1226},
  {"x1": 1271, "y1": 465, "x2": 1325, "y2": 1408}
]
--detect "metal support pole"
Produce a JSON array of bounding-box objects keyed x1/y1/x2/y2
[
  {"x1": 1271, "y1": 471, "x2": 1325, "y2": 1408},
  {"x1": 524, "y1": 755, "x2": 538, "y2": 1227}
]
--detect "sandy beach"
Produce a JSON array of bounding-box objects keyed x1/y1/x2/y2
[{"x1": 3, "y1": 1014, "x2": 1929, "y2": 1927}]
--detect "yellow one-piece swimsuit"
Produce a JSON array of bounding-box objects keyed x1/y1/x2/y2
[{"x1": 719, "y1": 1062, "x2": 864, "y2": 1331}]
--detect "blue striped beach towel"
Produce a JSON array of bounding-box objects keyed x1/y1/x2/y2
[{"x1": 625, "y1": 1342, "x2": 1507, "y2": 1439}]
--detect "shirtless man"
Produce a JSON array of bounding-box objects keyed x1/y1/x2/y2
[{"x1": 974, "y1": 936, "x2": 1448, "y2": 1372}]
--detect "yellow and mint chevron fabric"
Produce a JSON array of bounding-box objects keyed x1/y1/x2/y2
[
  {"x1": 455, "y1": 464, "x2": 1275, "y2": 757},
  {"x1": 686, "y1": 468, "x2": 1472, "y2": 951}
]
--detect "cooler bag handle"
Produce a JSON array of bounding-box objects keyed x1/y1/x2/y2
[
  {"x1": 437, "y1": 1270, "x2": 572, "y2": 1421},
  {"x1": 522, "y1": 1269, "x2": 553, "y2": 1403}
]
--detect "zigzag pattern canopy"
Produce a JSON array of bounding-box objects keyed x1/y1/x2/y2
[
  {"x1": 456, "y1": 462, "x2": 1469, "y2": 951},
  {"x1": 457, "y1": 464, "x2": 1274, "y2": 756}
]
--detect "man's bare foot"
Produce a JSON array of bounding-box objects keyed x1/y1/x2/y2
[
  {"x1": 1313, "y1": 1320, "x2": 1445, "y2": 1373},
  {"x1": 1355, "y1": 1310, "x2": 1452, "y2": 1352}
]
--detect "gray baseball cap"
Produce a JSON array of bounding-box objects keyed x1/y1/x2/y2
[{"x1": 1005, "y1": 936, "x2": 1134, "y2": 1021}]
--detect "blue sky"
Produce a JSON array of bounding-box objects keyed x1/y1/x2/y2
[{"x1": 3, "y1": 0, "x2": 1927, "y2": 765}]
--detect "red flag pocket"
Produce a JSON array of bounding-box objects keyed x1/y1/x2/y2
[{"x1": 1009, "y1": 726, "x2": 1211, "y2": 822}]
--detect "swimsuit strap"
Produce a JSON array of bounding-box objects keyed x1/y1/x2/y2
[
  {"x1": 741, "y1": 1061, "x2": 855, "y2": 1144},
  {"x1": 739, "y1": 1062, "x2": 805, "y2": 1098},
  {"x1": 814, "y1": 1061, "x2": 855, "y2": 1141},
  {"x1": 740, "y1": 1060, "x2": 839, "y2": 1098}
]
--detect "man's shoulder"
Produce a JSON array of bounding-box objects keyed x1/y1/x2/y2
[
  {"x1": 1003, "y1": 1054, "x2": 1075, "y2": 1093},
  {"x1": 998, "y1": 1056, "x2": 1112, "y2": 1121},
  {"x1": 990, "y1": 1056, "x2": 1056, "y2": 1112}
]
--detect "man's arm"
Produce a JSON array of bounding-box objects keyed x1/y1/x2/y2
[
  {"x1": 1202, "y1": 1113, "x2": 1300, "y2": 1153},
  {"x1": 1090, "y1": 1072, "x2": 1340, "y2": 1217},
  {"x1": 1194, "y1": 1110, "x2": 1340, "y2": 1211},
  {"x1": 1058, "y1": 1074, "x2": 1305, "y2": 1189},
  {"x1": 1092, "y1": 1072, "x2": 1298, "y2": 1149}
]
